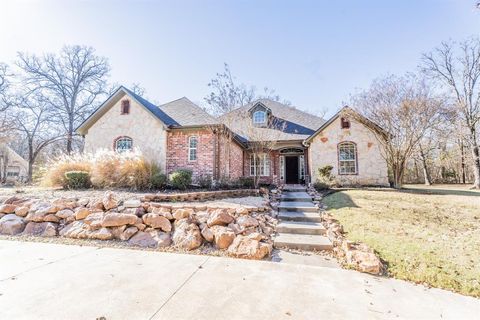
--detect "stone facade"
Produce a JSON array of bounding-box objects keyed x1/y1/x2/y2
[
  {"x1": 83, "y1": 94, "x2": 168, "y2": 172},
  {"x1": 308, "y1": 117, "x2": 389, "y2": 186}
]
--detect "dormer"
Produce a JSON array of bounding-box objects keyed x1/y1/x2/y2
[{"x1": 248, "y1": 102, "x2": 271, "y2": 127}]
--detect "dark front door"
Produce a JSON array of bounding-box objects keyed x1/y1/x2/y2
[{"x1": 285, "y1": 156, "x2": 299, "y2": 184}]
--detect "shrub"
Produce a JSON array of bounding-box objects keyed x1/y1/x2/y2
[
  {"x1": 170, "y1": 169, "x2": 192, "y2": 190},
  {"x1": 318, "y1": 165, "x2": 333, "y2": 178},
  {"x1": 196, "y1": 174, "x2": 213, "y2": 189},
  {"x1": 42, "y1": 154, "x2": 92, "y2": 187},
  {"x1": 64, "y1": 171, "x2": 91, "y2": 189},
  {"x1": 43, "y1": 150, "x2": 159, "y2": 190},
  {"x1": 215, "y1": 177, "x2": 232, "y2": 190},
  {"x1": 237, "y1": 177, "x2": 255, "y2": 189},
  {"x1": 151, "y1": 172, "x2": 168, "y2": 189},
  {"x1": 313, "y1": 181, "x2": 330, "y2": 191},
  {"x1": 314, "y1": 165, "x2": 336, "y2": 190}
]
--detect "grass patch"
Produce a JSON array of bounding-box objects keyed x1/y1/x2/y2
[{"x1": 324, "y1": 186, "x2": 480, "y2": 297}]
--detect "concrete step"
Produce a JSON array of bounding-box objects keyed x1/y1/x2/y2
[
  {"x1": 277, "y1": 221, "x2": 326, "y2": 235},
  {"x1": 278, "y1": 211, "x2": 322, "y2": 223},
  {"x1": 280, "y1": 192, "x2": 313, "y2": 202},
  {"x1": 278, "y1": 201, "x2": 318, "y2": 212},
  {"x1": 274, "y1": 233, "x2": 333, "y2": 251},
  {"x1": 283, "y1": 185, "x2": 307, "y2": 192}
]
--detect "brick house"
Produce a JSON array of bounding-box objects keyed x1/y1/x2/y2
[{"x1": 76, "y1": 86, "x2": 389, "y2": 186}]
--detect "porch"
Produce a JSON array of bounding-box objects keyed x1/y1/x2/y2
[{"x1": 244, "y1": 146, "x2": 309, "y2": 185}]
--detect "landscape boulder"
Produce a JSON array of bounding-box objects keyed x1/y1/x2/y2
[
  {"x1": 0, "y1": 214, "x2": 26, "y2": 235},
  {"x1": 128, "y1": 230, "x2": 171, "y2": 248},
  {"x1": 142, "y1": 213, "x2": 172, "y2": 232},
  {"x1": 101, "y1": 212, "x2": 137, "y2": 227},
  {"x1": 75, "y1": 207, "x2": 91, "y2": 220},
  {"x1": 124, "y1": 199, "x2": 141, "y2": 208},
  {"x1": 236, "y1": 215, "x2": 259, "y2": 228},
  {"x1": 151, "y1": 207, "x2": 173, "y2": 220},
  {"x1": 14, "y1": 206, "x2": 29, "y2": 217},
  {"x1": 210, "y1": 225, "x2": 235, "y2": 249},
  {"x1": 0, "y1": 204, "x2": 16, "y2": 214},
  {"x1": 172, "y1": 208, "x2": 194, "y2": 220},
  {"x1": 200, "y1": 225, "x2": 214, "y2": 242},
  {"x1": 346, "y1": 249, "x2": 382, "y2": 275},
  {"x1": 102, "y1": 191, "x2": 118, "y2": 210},
  {"x1": 172, "y1": 219, "x2": 202, "y2": 250},
  {"x1": 56, "y1": 209, "x2": 75, "y2": 220},
  {"x1": 88, "y1": 227, "x2": 114, "y2": 240},
  {"x1": 207, "y1": 209, "x2": 234, "y2": 227},
  {"x1": 120, "y1": 226, "x2": 138, "y2": 241},
  {"x1": 227, "y1": 235, "x2": 271, "y2": 260},
  {"x1": 23, "y1": 222, "x2": 57, "y2": 237}
]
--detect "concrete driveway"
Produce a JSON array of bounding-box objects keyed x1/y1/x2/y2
[{"x1": 0, "y1": 240, "x2": 478, "y2": 320}]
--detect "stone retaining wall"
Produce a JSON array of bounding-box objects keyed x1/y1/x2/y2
[
  {"x1": 0, "y1": 191, "x2": 277, "y2": 260},
  {"x1": 141, "y1": 189, "x2": 262, "y2": 202}
]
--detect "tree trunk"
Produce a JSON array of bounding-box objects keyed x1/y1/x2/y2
[
  {"x1": 459, "y1": 139, "x2": 466, "y2": 184},
  {"x1": 419, "y1": 148, "x2": 431, "y2": 186},
  {"x1": 470, "y1": 128, "x2": 480, "y2": 189},
  {"x1": 27, "y1": 160, "x2": 34, "y2": 183},
  {"x1": 392, "y1": 164, "x2": 404, "y2": 189}
]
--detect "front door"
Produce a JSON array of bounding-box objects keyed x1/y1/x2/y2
[{"x1": 285, "y1": 156, "x2": 299, "y2": 184}]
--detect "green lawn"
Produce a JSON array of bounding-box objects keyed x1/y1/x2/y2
[{"x1": 323, "y1": 185, "x2": 480, "y2": 297}]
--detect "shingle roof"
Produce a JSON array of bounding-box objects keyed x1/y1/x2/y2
[
  {"x1": 219, "y1": 99, "x2": 325, "y2": 142},
  {"x1": 122, "y1": 87, "x2": 180, "y2": 126},
  {"x1": 159, "y1": 97, "x2": 217, "y2": 126}
]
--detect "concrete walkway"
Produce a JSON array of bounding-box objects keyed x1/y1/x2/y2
[{"x1": 0, "y1": 240, "x2": 479, "y2": 319}]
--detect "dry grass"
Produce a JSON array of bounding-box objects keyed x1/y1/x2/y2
[
  {"x1": 324, "y1": 185, "x2": 480, "y2": 297},
  {"x1": 42, "y1": 150, "x2": 158, "y2": 190}
]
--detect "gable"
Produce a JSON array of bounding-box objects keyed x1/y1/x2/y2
[{"x1": 76, "y1": 86, "x2": 178, "y2": 135}]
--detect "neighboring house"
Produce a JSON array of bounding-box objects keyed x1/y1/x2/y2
[
  {"x1": 0, "y1": 144, "x2": 28, "y2": 183},
  {"x1": 76, "y1": 86, "x2": 389, "y2": 186}
]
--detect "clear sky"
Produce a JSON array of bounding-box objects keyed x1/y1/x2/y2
[{"x1": 1, "y1": 0, "x2": 479, "y2": 117}]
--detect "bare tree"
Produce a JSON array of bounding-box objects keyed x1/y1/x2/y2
[
  {"x1": 204, "y1": 63, "x2": 288, "y2": 116},
  {"x1": 421, "y1": 38, "x2": 480, "y2": 188},
  {"x1": 349, "y1": 74, "x2": 447, "y2": 188},
  {"x1": 0, "y1": 63, "x2": 14, "y2": 142},
  {"x1": 13, "y1": 94, "x2": 64, "y2": 181},
  {"x1": 0, "y1": 144, "x2": 10, "y2": 183},
  {"x1": 16, "y1": 45, "x2": 110, "y2": 154}
]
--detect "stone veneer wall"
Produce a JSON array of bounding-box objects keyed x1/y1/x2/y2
[
  {"x1": 83, "y1": 94, "x2": 168, "y2": 172},
  {"x1": 308, "y1": 117, "x2": 389, "y2": 186}
]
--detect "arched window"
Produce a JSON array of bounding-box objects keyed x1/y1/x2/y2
[
  {"x1": 253, "y1": 110, "x2": 266, "y2": 124},
  {"x1": 188, "y1": 136, "x2": 198, "y2": 161},
  {"x1": 338, "y1": 142, "x2": 357, "y2": 174},
  {"x1": 114, "y1": 136, "x2": 133, "y2": 153}
]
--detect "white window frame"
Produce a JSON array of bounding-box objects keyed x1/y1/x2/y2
[
  {"x1": 250, "y1": 153, "x2": 270, "y2": 176},
  {"x1": 115, "y1": 137, "x2": 133, "y2": 153},
  {"x1": 188, "y1": 136, "x2": 198, "y2": 161},
  {"x1": 299, "y1": 155, "x2": 305, "y2": 180},
  {"x1": 279, "y1": 155, "x2": 285, "y2": 181},
  {"x1": 253, "y1": 110, "x2": 266, "y2": 124},
  {"x1": 338, "y1": 142, "x2": 357, "y2": 175}
]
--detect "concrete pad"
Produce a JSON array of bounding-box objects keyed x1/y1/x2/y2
[
  {"x1": 0, "y1": 240, "x2": 98, "y2": 280},
  {"x1": 271, "y1": 249, "x2": 340, "y2": 268},
  {"x1": 0, "y1": 241, "x2": 208, "y2": 320},
  {"x1": 153, "y1": 256, "x2": 480, "y2": 320},
  {"x1": 0, "y1": 240, "x2": 479, "y2": 320}
]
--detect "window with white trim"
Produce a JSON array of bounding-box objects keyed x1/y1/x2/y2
[
  {"x1": 188, "y1": 136, "x2": 198, "y2": 161},
  {"x1": 115, "y1": 137, "x2": 133, "y2": 153},
  {"x1": 299, "y1": 155, "x2": 305, "y2": 180},
  {"x1": 279, "y1": 156, "x2": 285, "y2": 180},
  {"x1": 253, "y1": 110, "x2": 266, "y2": 124},
  {"x1": 250, "y1": 153, "x2": 270, "y2": 176},
  {"x1": 338, "y1": 142, "x2": 357, "y2": 174}
]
